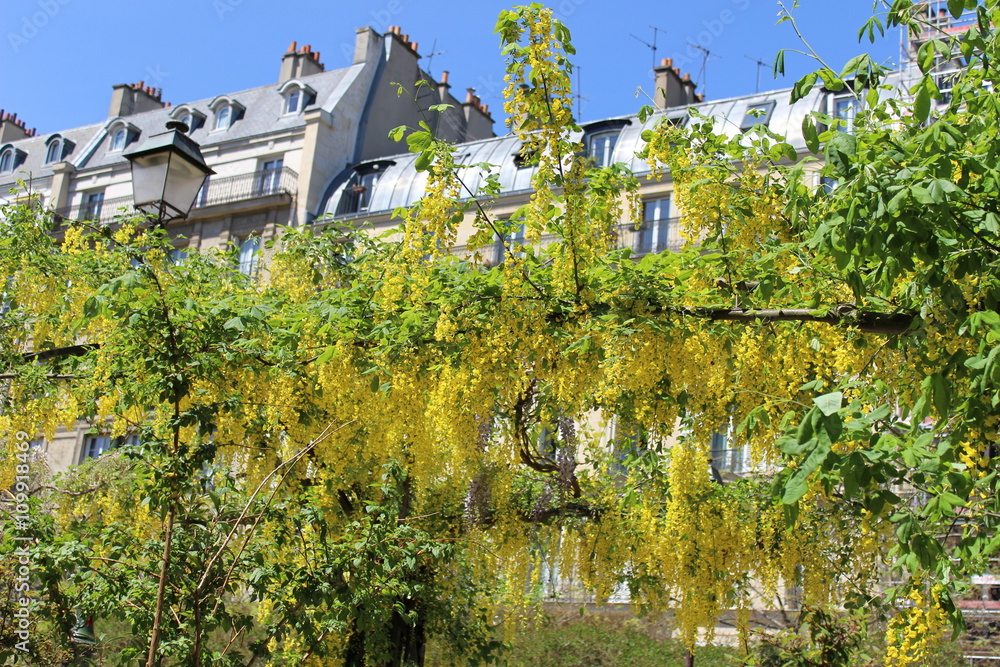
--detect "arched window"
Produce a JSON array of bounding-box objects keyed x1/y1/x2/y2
[
  {"x1": 0, "y1": 148, "x2": 13, "y2": 174},
  {"x1": 208, "y1": 96, "x2": 244, "y2": 131},
  {"x1": 582, "y1": 119, "x2": 631, "y2": 169},
  {"x1": 170, "y1": 106, "x2": 206, "y2": 133},
  {"x1": 286, "y1": 89, "x2": 301, "y2": 114},
  {"x1": 45, "y1": 138, "x2": 61, "y2": 164},
  {"x1": 587, "y1": 130, "x2": 618, "y2": 168},
  {"x1": 278, "y1": 80, "x2": 316, "y2": 115},
  {"x1": 214, "y1": 105, "x2": 231, "y2": 130},
  {"x1": 111, "y1": 128, "x2": 127, "y2": 152},
  {"x1": 107, "y1": 122, "x2": 138, "y2": 154}
]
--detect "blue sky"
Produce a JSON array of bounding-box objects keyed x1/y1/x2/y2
[{"x1": 2, "y1": 0, "x2": 899, "y2": 136}]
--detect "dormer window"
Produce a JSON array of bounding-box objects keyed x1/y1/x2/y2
[
  {"x1": 0, "y1": 148, "x2": 13, "y2": 174},
  {"x1": 107, "y1": 122, "x2": 139, "y2": 154},
  {"x1": 588, "y1": 131, "x2": 618, "y2": 168},
  {"x1": 513, "y1": 147, "x2": 537, "y2": 169},
  {"x1": 740, "y1": 101, "x2": 776, "y2": 131},
  {"x1": 582, "y1": 119, "x2": 631, "y2": 169},
  {"x1": 170, "y1": 106, "x2": 206, "y2": 133},
  {"x1": 832, "y1": 94, "x2": 859, "y2": 134},
  {"x1": 216, "y1": 105, "x2": 233, "y2": 130},
  {"x1": 277, "y1": 80, "x2": 317, "y2": 116},
  {"x1": 209, "y1": 96, "x2": 245, "y2": 132},
  {"x1": 44, "y1": 134, "x2": 73, "y2": 164},
  {"x1": 0, "y1": 145, "x2": 26, "y2": 174},
  {"x1": 45, "y1": 139, "x2": 60, "y2": 164},
  {"x1": 335, "y1": 161, "x2": 394, "y2": 216}
]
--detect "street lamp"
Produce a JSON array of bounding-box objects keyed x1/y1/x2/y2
[{"x1": 124, "y1": 121, "x2": 214, "y2": 223}]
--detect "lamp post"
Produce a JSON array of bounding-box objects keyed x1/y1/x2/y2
[{"x1": 124, "y1": 121, "x2": 214, "y2": 224}]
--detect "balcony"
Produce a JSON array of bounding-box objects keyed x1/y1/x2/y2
[
  {"x1": 55, "y1": 166, "x2": 298, "y2": 224},
  {"x1": 451, "y1": 217, "x2": 684, "y2": 263},
  {"x1": 192, "y1": 166, "x2": 297, "y2": 209}
]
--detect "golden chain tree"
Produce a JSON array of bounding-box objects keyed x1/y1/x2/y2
[{"x1": 3, "y1": 2, "x2": 1000, "y2": 665}]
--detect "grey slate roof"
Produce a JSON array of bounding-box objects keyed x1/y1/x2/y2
[
  {"x1": 317, "y1": 84, "x2": 827, "y2": 218},
  {"x1": 1, "y1": 64, "x2": 356, "y2": 191}
]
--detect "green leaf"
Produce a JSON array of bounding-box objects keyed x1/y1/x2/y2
[
  {"x1": 818, "y1": 68, "x2": 845, "y2": 92},
  {"x1": 802, "y1": 115, "x2": 820, "y2": 154},
  {"x1": 406, "y1": 130, "x2": 432, "y2": 153},
  {"x1": 388, "y1": 125, "x2": 407, "y2": 143},
  {"x1": 316, "y1": 346, "x2": 336, "y2": 364},
  {"x1": 223, "y1": 316, "x2": 245, "y2": 331},
  {"x1": 917, "y1": 40, "x2": 937, "y2": 74},
  {"x1": 414, "y1": 150, "x2": 433, "y2": 172},
  {"x1": 773, "y1": 50, "x2": 786, "y2": 77},
  {"x1": 914, "y1": 80, "x2": 930, "y2": 122},
  {"x1": 931, "y1": 372, "x2": 950, "y2": 418},
  {"x1": 768, "y1": 142, "x2": 798, "y2": 163},
  {"x1": 825, "y1": 131, "x2": 856, "y2": 176},
  {"x1": 814, "y1": 391, "x2": 843, "y2": 416},
  {"x1": 791, "y1": 72, "x2": 818, "y2": 103},
  {"x1": 783, "y1": 437, "x2": 831, "y2": 504}
]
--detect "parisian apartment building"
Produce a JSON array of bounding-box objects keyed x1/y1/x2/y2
[{"x1": 0, "y1": 5, "x2": 962, "y2": 471}]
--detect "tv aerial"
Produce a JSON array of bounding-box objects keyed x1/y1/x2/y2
[
  {"x1": 424, "y1": 39, "x2": 447, "y2": 79},
  {"x1": 630, "y1": 26, "x2": 667, "y2": 72},
  {"x1": 745, "y1": 55, "x2": 771, "y2": 93},
  {"x1": 689, "y1": 44, "x2": 720, "y2": 97}
]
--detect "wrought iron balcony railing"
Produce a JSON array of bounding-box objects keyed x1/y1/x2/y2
[
  {"x1": 450, "y1": 217, "x2": 684, "y2": 263},
  {"x1": 55, "y1": 166, "x2": 298, "y2": 224},
  {"x1": 192, "y1": 166, "x2": 298, "y2": 209}
]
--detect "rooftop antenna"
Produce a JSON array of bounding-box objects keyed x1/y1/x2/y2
[
  {"x1": 629, "y1": 25, "x2": 666, "y2": 72},
  {"x1": 572, "y1": 64, "x2": 589, "y2": 119},
  {"x1": 744, "y1": 55, "x2": 770, "y2": 93},
  {"x1": 424, "y1": 39, "x2": 446, "y2": 79},
  {"x1": 690, "y1": 44, "x2": 718, "y2": 98}
]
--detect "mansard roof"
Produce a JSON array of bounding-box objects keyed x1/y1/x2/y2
[{"x1": 317, "y1": 83, "x2": 831, "y2": 219}]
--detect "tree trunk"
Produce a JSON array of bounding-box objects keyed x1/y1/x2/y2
[
  {"x1": 684, "y1": 649, "x2": 695, "y2": 667},
  {"x1": 343, "y1": 610, "x2": 426, "y2": 667},
  {"x1": 146, "y1": 504, "x2": 176, "y2": 667}
]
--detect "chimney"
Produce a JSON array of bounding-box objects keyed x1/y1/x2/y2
[
  {"x1": 0, "y1": 110, "x2": 35, "y2": 142},
  {"x1": 653, "y1": 57, "x2": 700, "y2": 109},
  {"x1": 353, "y1": 26, "x2": 382, "y2": 65},
  {"x1": 385, "y1": 26, "x2": 420, "y2": 55},
  {"x1": 279, "y1": 42, "x2": 325, "y2": 84},
  {"x1": 437, "y1": 70, "x2": 451, "y2": 100},
  {"x1": 108, "y1": 82, "x2": 167, "y2": 118}
]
